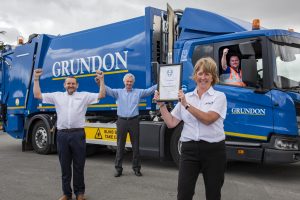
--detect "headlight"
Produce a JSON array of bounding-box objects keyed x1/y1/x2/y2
[{"x1": 274, "y1": 138, "x2": 299, "y2": 150}]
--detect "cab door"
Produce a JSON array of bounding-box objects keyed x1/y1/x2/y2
[{"x1": 214, "y1": 38, "x2": 274, "y2": 142}]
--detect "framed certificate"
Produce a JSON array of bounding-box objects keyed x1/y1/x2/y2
[{"x1": 157, "y1": 63, "x2": 182, "y2": 102}]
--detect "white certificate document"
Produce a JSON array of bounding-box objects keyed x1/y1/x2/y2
[{"x1": 158, "y1": 64, "x2": 182, "y2": 101}]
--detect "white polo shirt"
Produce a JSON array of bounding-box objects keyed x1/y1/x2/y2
[
  {"x1": 171, "y1": 87, "x2": 227, "y2": 143},
  {"x1": 42, "y1": 92, "x2": 99, "y2": 130}
]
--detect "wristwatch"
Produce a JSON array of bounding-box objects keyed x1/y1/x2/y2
[{"x1": 185, "y1": 103, "x2": 191, "y2": 110}]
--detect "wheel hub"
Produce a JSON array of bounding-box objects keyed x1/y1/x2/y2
[{"x1": 35, "y1": 127, "x2": 47, "y2": 149}]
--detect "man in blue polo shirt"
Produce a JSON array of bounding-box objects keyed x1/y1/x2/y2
[{"x1": 99, "y1": 73, "x2": 156, "y2": 177}]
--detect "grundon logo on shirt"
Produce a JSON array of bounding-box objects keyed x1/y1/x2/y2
[{"x1": 231, "y1": 108, "x2": 266, "y2": 116}]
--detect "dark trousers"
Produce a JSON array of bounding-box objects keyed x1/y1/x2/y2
[
  {"x1": 177, "y1": 140, "x2": 226, "y2": 200},
  {"x1": 115, "y1": 117, "x2": 141, "y2": 172},
  {"x1": 57, "y1": 129, "x2": 86, "y2": 197}
]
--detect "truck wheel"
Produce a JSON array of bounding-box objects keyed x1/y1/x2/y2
[
  {"x1": 170, "y1": 123, "x2": 183, "y2": 167},
  {"x1": 32, "y1": 121, "x2": 52, "y2": 154}
]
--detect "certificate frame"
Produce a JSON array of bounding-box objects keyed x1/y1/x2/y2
[{"x1": 157, "y1": 63, "x2": 182, "y2": 102}]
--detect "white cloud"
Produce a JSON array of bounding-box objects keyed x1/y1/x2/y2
[
  {"x1": 1, "y1": 0, "x2": 300, "y2": 44},
  {"x1": 0, "y1": 27, "x2": 20, "y2": 44}
]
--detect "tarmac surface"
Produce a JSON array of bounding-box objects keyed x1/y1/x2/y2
[{"x1": 0, "y1": 132, "x2": 300, "y2": 200}]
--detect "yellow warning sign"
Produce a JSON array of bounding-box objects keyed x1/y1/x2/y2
[
  {"x1": 94, "y1": 128, "x2": 102, "y2": 139},
  {"x1": 85, "y1": 127, "x2": 130, "y2": 142}
]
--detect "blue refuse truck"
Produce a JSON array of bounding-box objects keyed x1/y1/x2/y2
[{"x1": 1, "y1": 5, "x2": 300, "y2": 165}]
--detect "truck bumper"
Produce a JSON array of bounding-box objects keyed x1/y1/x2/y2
[
  {"x1": 226, "y1": 146, "x2": 263, "y2": 162},
  {"x1": 226, "y1": 145, "x2": 300, "y2": 164},
  {"x1": 263, "y1": 148, "x2": 300, "y2": 164}
]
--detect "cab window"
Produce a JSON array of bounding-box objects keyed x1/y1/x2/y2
[
  {"x1": 192, "y1": 44, "x2": 213, "y2": 66},
  {"x1": 218, "y1": 40, "x2": 263, "y2": 87}
]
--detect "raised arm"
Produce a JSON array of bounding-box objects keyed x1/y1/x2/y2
[
  {"x1": 140, "y1": 84, "x2": 157, "y2": 98},
  {"x1": 96, "y1": 70, "x2": 106, "y2": 99},
  {"x1": 154, "y1": 90, "x2": 181, "y2": 128},
  {"x1": 33, "y1": 69, "x2": 43, "y2": 100},
  {"x1": 221, "y1": 48, "x2": 229, "y2": 71},
  {"x1": 95, "y1": 75, "x2": 118, "y2": 99}
]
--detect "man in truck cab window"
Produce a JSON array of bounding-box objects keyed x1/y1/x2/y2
[{"x1": 220, "y1": 48, "x2": 246, "y2": 87}]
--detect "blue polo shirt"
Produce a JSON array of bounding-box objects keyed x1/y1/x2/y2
[{"x1": 105, "y1": 85, "x2": 157, "y2": 117}]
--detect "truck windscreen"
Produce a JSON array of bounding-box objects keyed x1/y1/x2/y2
[{"x1": 272, "y1": 37, "x2": 300, "y2": 89}]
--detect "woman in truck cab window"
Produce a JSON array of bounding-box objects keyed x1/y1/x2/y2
[
  {"x1": 154, "y1": 57, "x2": 227, "y2": 200},
  {"x1": 220, "y1": 48, "x2": 246, "y2": 87}
]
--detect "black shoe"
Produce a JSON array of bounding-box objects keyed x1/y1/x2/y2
[
  {"x1": 114, "y1": 171, "x2": 122, "y2": 177},
  {"x1": 58, "y1": 195, "x2": 72, "y2": 200},
  {"x1": 134, "y1": 170, "x2": 142, "y2": 177}
]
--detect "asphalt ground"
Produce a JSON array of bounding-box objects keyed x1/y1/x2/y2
[{"x1": 0, "y1": 132, "x2": 300, "y2": 200}]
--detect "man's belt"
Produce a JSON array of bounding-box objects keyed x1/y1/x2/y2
[
  {"x1": 118, "y1": 115, "x2": 139, "y2": 120},
  {"x1": 59, "y1": 128, "x2": 84, "y2": 132}
]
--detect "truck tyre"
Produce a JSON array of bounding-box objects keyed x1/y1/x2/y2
[
  {"x1": 170, "y1": 123, "x2": 183, "y2": 167},
  {"x1": 86, "y1": 144, "x2": 99, "y2": 157},
  {"x1": 32, "y1": 121, "x2": 52, "y2": 154}
]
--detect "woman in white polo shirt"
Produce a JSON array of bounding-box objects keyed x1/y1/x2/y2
[{"x1": 154, "y1": 57, "x2": 227, "y2": 200}]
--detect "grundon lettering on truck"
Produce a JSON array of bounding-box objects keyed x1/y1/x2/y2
[
  {"x1": 52, "y1": 50, "x2": 128, "y2": 77},
  {"x1": 231, "y1": 108, "x2": 266, "y2": 116},
  {"x1": 2, "y1": 5, "x2": 300, "y2": 166}
]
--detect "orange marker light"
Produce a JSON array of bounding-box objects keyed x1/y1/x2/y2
[{"x1": 237, "y1": 149, "x2": 245, "y2": 155}]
